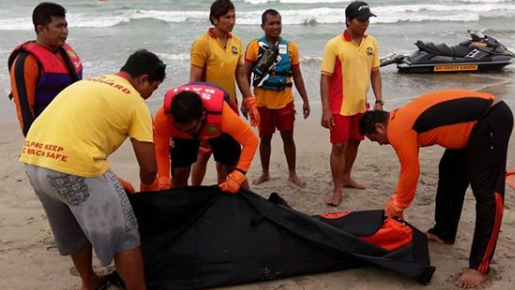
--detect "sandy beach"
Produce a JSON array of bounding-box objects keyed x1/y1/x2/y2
[{"x1": 1, "y1": 84, "x2": 514, "y2": 290}]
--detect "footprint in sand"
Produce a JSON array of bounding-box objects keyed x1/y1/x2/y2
[{"x1": 41, "y1": 236, "x2": 57, "y2": 250}]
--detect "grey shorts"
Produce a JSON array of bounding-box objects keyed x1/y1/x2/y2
[{"x1": 24, "y1": 164, "x2": 140, "y2": 266}]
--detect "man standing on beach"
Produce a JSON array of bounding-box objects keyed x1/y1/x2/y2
[
  {"x1": 152, "y1": 82, "x2": 258, "y2": 193},
  {"x1": 320, "y1": 1, "x2": 383, "y2": 206},
  {"x1": 189, "y1": 0, "x2": 259, "y2": 186},
  {"x1": 8, "y1": 2, "x2": 82, "y2": 136},
  {"x1": 243, "y1": 9, "x2": 310, "y2": 186},
  {"x1": 359, "y1": 89, "x2": 513, "y2": 288},
  {"x1": 19, "y1": 50, "x2": 166, "y2": 290}
]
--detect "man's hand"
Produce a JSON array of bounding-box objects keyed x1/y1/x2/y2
[
  {"x1": 373, "y1": 103, "x2": 384, "y2": 111},
  {"x1": 140, "y1": 175, "x2": 172, "y2": 192},
  {"x1": 118, "y1": 177, "x2": 136, "y2": 194},
  {"x1": 321, "y1": 110, "x2": 334, "y2": 129},
  {"x1": 219, "y1": 170, "x2": 246, "y2": 194},
  {"x1": 384, "y1": 195, "x2": 404, "y2": 219},
  {"x1": 303, "y1": 101, "x2": 310, "y2": 119},
  {"x1": 157, "y1": 175, "x2": 172, "y2": 190},
  {"x1": 240, "y1": 102, "x2": 249, "y2": 119},
  {"x1": 244, "y1": 96, "x2": 260, "y2": 127}
]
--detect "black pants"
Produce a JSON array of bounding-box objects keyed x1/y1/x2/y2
[{"x1": 428, "y1": 101, "x2": 513, "y2": 273}]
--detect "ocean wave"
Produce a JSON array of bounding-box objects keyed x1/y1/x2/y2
[
  {"x1": 1, "y1": 4, "x2": 514, "y2": 30},
  {"x1": 244, "y1": 0, "x2": 349, "y2": 4},
  {"x1": 449, "y1": 0, "x2": 511, "y2": 2},
  {"x1": 157, "y1": 53, "x2": 190, "y2": 62}
]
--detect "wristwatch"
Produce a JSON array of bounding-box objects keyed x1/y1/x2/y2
[{"x1": 375, "y1": 99, "x2": 385, "y2": 106}]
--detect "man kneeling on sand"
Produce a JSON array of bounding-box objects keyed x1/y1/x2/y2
[{"x1": 359, "y1": 89, "x2": 513, "y2": 288}]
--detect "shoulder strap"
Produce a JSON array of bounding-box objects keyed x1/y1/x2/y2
[
  {"x1": 58, "y1": 46, "x2": 79, "y2": 82},
  {"x1": 13, "y1": 52, "x2": 35, "y2": 136}
]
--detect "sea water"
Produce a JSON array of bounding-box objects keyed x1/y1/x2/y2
[{"x1": 0, "y1": 0, "x2": 514, "y2": 120}]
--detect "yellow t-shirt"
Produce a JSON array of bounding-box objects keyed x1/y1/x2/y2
[
  {"x1": 190, "y1": 28, "x2": 244, "y2": 103},
  {"x1": 19, "y1": 74, "x2": 153, "y2": 177},
  {"x1": 321, "y1": 30, "x2": 380, "y2": 116},
  {"x1": 244, "y1": 38, "x2": 299, "y2": 109}
]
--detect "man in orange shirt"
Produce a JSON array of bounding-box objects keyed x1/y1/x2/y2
[
  {"x1": 8, "y1": 2, "x2": 82, "y2": 136},
  {"x1": 320, "y1": 1, "x2": 383, "y2": 206},
  {"x1": 359, "y1": 89, "x2": 513, "y2": 288},
  {"x1": 189, "y1": 0, "x2": 259, "y2": 186},
  {"x1": 243, "y1": 9, "x2": 310, "y2": 186},
  {"x1": 153, "y1": 83, "x2": 258, "y2": 193}
]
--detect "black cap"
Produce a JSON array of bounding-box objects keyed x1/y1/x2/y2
[{"x1": 345, "y1": 1, "x2": 376, "y2": 21}]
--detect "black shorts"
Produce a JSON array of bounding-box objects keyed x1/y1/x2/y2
[{"x1": 171, "y1": 134, "x2": 241, "y2": 169}]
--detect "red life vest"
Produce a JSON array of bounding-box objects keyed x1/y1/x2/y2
[
  {"x1": 164, "y1": 83, "x2": 226, "y2": 140},
  {"x1": 8, "y1": 41, "x2": 83, "y2": 116}
]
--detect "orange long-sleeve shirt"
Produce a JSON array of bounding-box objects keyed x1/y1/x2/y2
[
  {"x1": 388, "y1": 89, "x2": 494, "y2": 210},
  {"x1": 10, "y1": 51, "x2": 69, "y2": 135},
  {"x1": 10, "y1": 54, "x2": 39, "y2": 134},
  {"x1": 154, "y1": 102, "x2": 258, "y2": 180}
]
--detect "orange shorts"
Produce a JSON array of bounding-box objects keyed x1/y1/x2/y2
[
  {"x1": 257, "y1": 102, "x2": 295, "y2": 137},
  {"x1": 330, "y1": 113, "x2": 364, "y2": 144}
]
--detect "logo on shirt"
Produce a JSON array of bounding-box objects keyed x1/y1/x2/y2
[
  {"x1": 207, "y1": 125, "x2": 219, "y2": 133},
  {"x1": 366, "y1": 47, "x2": 374, "y2": 56},
  {"x1": 67, "y1": 50, "x2": 77, "y2": 59},
  {"x1": 231, "y1": 46, "x2": 238, "y2": 55}
]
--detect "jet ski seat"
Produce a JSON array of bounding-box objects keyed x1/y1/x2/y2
[{"x1": 415, "y1": 41, "x2": 472, "y2": 58}]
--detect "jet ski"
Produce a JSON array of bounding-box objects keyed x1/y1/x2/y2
[{"x1": 381, "y1": 31, "x2": 515, "y2": 73}]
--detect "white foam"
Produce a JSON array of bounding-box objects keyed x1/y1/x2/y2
[
  {"x1": 157, "y1": 53, "x2": 190, "y2": 62},
  {"x1": 448, "y1": 0, "x2": 510, "y2": 2},
  {"x1": 0, "y1": 3, "x2": 514, "y2": 30},
  {"x1": 244, "y1": 0, "x2": 350, "y2": 4}
]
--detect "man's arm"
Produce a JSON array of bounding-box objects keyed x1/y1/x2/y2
[
  {"x1": 130, "y1": 139, "x2": 157, "y2": 185},
  {"x1": 236, "y1": 63, "x2": 260, "y2": 126},
  {"x1": 153, "y1": 108, "x2": 173, "y2": 182},
  {"x1": 220, "y1": 103, "x2": 258, "y2": 173},
  {"x1": 320, "y1": 73, "x2": 333, "y2": 129},
  {"x1": 189, "y1": 37, "x2": 207, "y2": 83},
  {"x1": 189, "y1": 65, "x2": 204, "y2": 83},
  {"x1": 292, "y1": 64, "x2": 310, "y2": 119},
  {"x1": 385, "y1": 133, "x2": 421, "y2": 218},
  {"x1": 371, "y1": 68, "x2": 383, "y2": 111},
  {"x1": 239, "y1": 61, "x2": 254, "y2": 119},
  {"x1": 10, "y1": 54, "x2": 39, "y2": 136}
]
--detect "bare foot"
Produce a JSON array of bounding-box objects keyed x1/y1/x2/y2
[
  {"x1": 327, "y1": 191, "x2": 342, "y2": 207},
  {"x1": 455, "y1": 268, "x2": 488, "y2": 288},
  {"x1": 288, "y1": 174, "x2": 306, "y2": 187},
  {"x1": 253, "y1": 173, "x2": 270, "y2": 185},
  {"x1": 426, "y1": 232, "x2": 447, "y2": 244},
  {"x1": 82, "y1": 274, "x2": 106, "y2": 290},
  {"x1": 342, "y1": 179, "x2": 365, "y2": 189}
]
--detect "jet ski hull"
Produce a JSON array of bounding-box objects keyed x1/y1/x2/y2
[
  {"x1": 380, "y1": 31, "x2": 515, "y2": 74},
  {"x1": 397, "y1": 59, "x2": 513, "y2": 73}
]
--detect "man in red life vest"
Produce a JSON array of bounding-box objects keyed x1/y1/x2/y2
[
  {"x1": 8, "y1": 2, "x2": 82, "y2": 136},
  {"x1": 153, "y1": 83, "x2": 258, "y2": 193}
]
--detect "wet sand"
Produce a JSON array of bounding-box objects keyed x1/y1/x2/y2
[{"x1": 0, "y1": 82, "x2": 514, "y2": 289}]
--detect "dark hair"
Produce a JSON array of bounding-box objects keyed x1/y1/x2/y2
[
  {"x1": 120, "y1": 49, "x2": 166, "y2": 83},
  {"x1": 170, "y1": 91, "x2": 204, "y2": 123},
  {"x1": 32, "y1": 2, "x2": 66, "y2": 33},
  {"x1": 261, "y1": 9, "x2": 280, "y2": 25},
  {"x1": 209, "y1": 0, "x2": 235, "y2": 25},
  {"x1": 359, "y1": 110, "x2": 389, "y2": 136}
]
